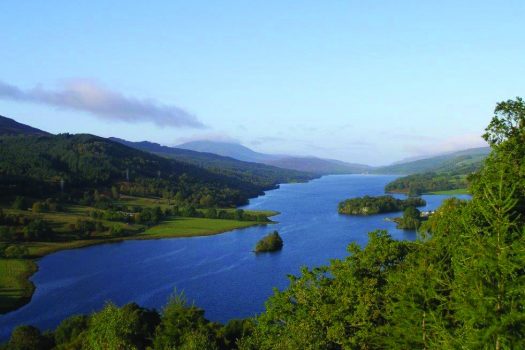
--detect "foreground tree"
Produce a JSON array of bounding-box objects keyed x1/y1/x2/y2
[
  {"x1": 153, "y1": 292, "x2": 221, "y2": 350},
  {"x1": 5, "y1": 325, "x2": 53, "y2": 350},
  {"x1": 83, "y1": 302, "x2": 159, "y2": 350}
]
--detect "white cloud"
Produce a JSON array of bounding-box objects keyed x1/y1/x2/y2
[
  {"x1": 403, "y1": 133, "x2": 488, "y2": 157},
  {"x1": 0, "y1": 79, "x2": 205, "y2": 128}
]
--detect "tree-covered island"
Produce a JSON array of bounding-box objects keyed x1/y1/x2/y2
[
  {"x1": 338, "y1": 195, "x2": 426, "y2": 215},
  {"x1": 254, "y1": 231, "x2": 283, "y2": 253}
]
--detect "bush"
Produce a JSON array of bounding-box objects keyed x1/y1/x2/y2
[
  {"x1": 23, "y1": 219, "x2": 54, "y2": 241},
  {"x1": 109, "y1": 225, "x2": 125, "y2": 237},
  {"x1": 396, "y1": 206, "x2": 422, "y2": 230},
  {"x1": 4, "y1": 245, "x2": 30, "y2": 258},
  {"x1": 0, "y1": 226, "x2": 16, "y2": 242},
  {"x1": 234, "y1": 209, "x2": 244, "y2": 221},
  {"x1": 12, "y1": 196, "x2": 27, "y2": 211},
  {"x1": 338, "y1": 195, "x2": 426, "y2": 215},
  {"x1": 54, "y1": 315, "x2": 89, "y2": 347},
  {"x1": 205, "y1": 208, "x2": 217, "y2": 219},
  {"x1": 6, "y1": 325, "x2": 53, "y2": 350}
]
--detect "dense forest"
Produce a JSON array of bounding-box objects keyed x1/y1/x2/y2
[
  {"x1": 382, "y1": 147, "x2": 488, "y2": 195},
  {"x1": 338, "y1": 195, "x2": 426, "y2": 215},
  {"x1": 2, "y1": 97, "x2": 525, "y2": 349},
  {"x1": 374, "y1": 147, "x2": 489, "y2": 175},
  {"x1": 384, "y1": 172, "x2": 470, "y2": 196},
  {"x1": 111, "y1": 138, "x2": 316, "y2": 189},
  {"x1": 0, "y1": 133, "x2": 277, "y2": 207}
]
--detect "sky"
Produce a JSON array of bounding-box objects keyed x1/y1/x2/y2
[{"x1": 0, "y1": 1, "x2": 524, "y2": 166}]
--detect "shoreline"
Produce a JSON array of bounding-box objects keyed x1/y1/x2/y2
[{"x1": 0, "y1": 214, "x2": 279, "y2": 316}]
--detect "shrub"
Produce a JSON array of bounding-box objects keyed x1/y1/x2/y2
[
  {"x1": 4, "y1": 245, "x2": 29, "y2": 258},
  {"x1": 12, "y1": 196, "x2": 27, "y2": 211}
]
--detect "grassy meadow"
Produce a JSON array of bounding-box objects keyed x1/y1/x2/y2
[{"x1": 0, "y1": 196, "x2": 276, "y2": 314}]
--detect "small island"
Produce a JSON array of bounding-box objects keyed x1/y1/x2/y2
[
  {"x1": 391, "y1": 206, "x2": 429, "y2": 230},
  {"x1": 255, "y1": 231, "x2": 283, "y2": 253},
  {"x1": 338, "y1": 195, "x2": 426, "y2": 215}
]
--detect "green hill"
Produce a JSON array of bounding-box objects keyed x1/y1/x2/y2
[
  {"x1": 0, "y1": 115, "x2": 50, "y2": 136},
  {"x1": 0, "y1": 133, "x2": 269, "y2": 207},
  {"x1": 110, "y1": 138, "x2": 316, "y2": 187},
  {"x1": 177, "y1": 140, "x2": 372, "y2": 174},
  {"x1": 266, "y1": 156, "x2": 371, "y2": 174},
  {"x1": 375, "y1": 147, "x2": 490, "y2": 175}
]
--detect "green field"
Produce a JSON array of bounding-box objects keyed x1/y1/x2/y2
[
  {"x1": 142, "y1": 217, "x2": 264, "y2": 238},
  {"x1": 429, "y1": 188, "x2": 470, "y2": 195},
  {"x1": 0, "y1": 200, "x2": 276, "y2": 315},
  {"x1": 0, "y1": 259, "x2": 37, "y2": 314}
]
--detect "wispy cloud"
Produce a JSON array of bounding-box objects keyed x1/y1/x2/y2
[
  {"x1": 174, "y1": 132, "x2": 239, "y2": 145},
  {"x1": 250, "y1": 136, "x2": 285, "y2": 146},
  {"x1": 403, "y1": 133, "x2": 488, "y2": 157},
  {"x1": 0, "y1": 80, "x2": 205, "y2": 128}
]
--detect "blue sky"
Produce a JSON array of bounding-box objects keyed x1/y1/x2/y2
[{"x1": 1, "y1": 1, "x2": 523, "y2": 165}]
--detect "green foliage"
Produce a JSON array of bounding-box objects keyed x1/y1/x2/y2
[
  {"x1": 6, "y1": 325, "x2": 53, "y2": 350},
  {"x1": 255, "y1": 231, "x2": 283, "y2": 253},
  {"x1": 338, "y1": 195, "x2": 426, "y2": 215},
  {"x1": 375, "y1": 147, "x2": 489, "y2": 175},
  {"x1": 396, "y1": 206, "x2": 422, "y2": 230},
  {"x1": 83, "y1": 302, "x2": 159, "y2": 350},
  {"x1": 483, "y1": 96, "x2": 525, "y2": 146},
  {"x1": 234, "y1": 209, "x2": 244, "y2": 221},
  {"x1": 11, "y1": 197, "x2": 26, "y2": 211},
  {"x1": 205, "y1": 208, "x2": 218, "y2": 219},
  {"x1": 0, "y1": 133, "x2": 272, "y2": 207},
  {"x1": 385, "y1": 172, "x2": 470, "y2": 195},
  {"x1": 23, "y1": 219, "x2": 54, "y2": 241},
  {"x1": 53, "y1": 315, "x2": 89, "y2": 349},
  {"x1": 153, "y1": 292, "x2": 221, "y2": 350},
  {"x1": 220, "y1": 319, "x2": 255, "y2": 349},
  {"x1": 136, "y1": 207, "x2": 163, "y2": 226},
  {"x1": 451, "y1": 183, "x2": 525, "y2": 348},
  {"x1": 3, "y1": 245, "x2": 29, "y2": 259},
  {"x1": 243, "y1": 231, "x2": 411, "y2": 349},
  {"x1": 113, "y1": 138, "x2": 316, "y2": 190}
]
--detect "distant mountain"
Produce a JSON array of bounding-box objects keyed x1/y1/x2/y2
[
  {"x1": 266, "y1": 157, "x2": 371, "y2": 174},
  {"x1": 0, "y1": 133, "x2": 275, "y2": 206},
  {"x1": 375, "y1": 147, "x2": 490, "y2": 175},
  {"x1": 177, "y1": 141, "x2": 281, "y2": 163},
  {"x1": 0, "y1": 115, "x2": 50, "y2": 136},
  {"x1": 111, "y1": 138, "x2": 316, "y2": 186},
  {"x1": 176, "y1": 140, "x2": 371, "y2": 174},
  {"x1": 0, "y1": 114, "x2": 309, "y2": 206}
]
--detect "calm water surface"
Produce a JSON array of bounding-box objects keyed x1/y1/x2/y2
[{"x1": 0, "y1": 175, "x2": 470, "y2": 339}]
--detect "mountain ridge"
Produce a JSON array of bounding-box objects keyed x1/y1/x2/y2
[
  {"x1": 176, "y1": 140, "x2": 371, "y2": 174},
  {"x1": 0, "y1": 115, "x2": 50, "y2": 136}
]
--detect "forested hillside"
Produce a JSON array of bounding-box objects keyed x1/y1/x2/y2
[
  {"x1": 176, "y1": 140, "x2": 372, "y2": 175},
  {"x1": 111, "y1": 138, "x2": 316, "y2": 188},
  {"x1": 0, "y1": 116, "x2": 49, "y2": 136},
  {"x1": 385, "y1": 172, "x2": 470, "y2": 195},
  {"x1": 382, "y1": 147, "x2": 490, "y2": 195},
  {"x1": 375, "y1": 147, "x2": 489, "y2": 175},
  {"x1": 2, "y1": 100, "x2": 522, "y2": 348},
  {"x1": 0, "y1": 133, "x2": 268, "y2": 207}
]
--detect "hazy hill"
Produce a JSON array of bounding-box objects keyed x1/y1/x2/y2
[
  {"x1": 177, "y1": 140, "x2": 280, "y2": 163},
  {"x1": 266, "y1": 156, "x2": 371, "y2": 174},
  {"x1": 177, "y1": 140, "x2": 371, "y2": 174},
  {"x1": 374, "y1": 147, "x2": 490, "y2": 175},
  {"x1": 0, "y1": 115, "x2": 50, "y2": 136},
  {"x1": 111, "y1": 138, "x2": 316, "y2": 186}
]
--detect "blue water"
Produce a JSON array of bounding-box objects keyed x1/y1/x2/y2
[{"x1": 0, "y1": 175, "x2": 470, "y2": 340}]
